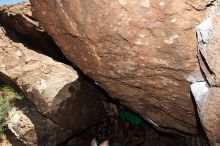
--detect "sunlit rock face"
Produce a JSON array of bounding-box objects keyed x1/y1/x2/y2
[{"x1": 30, "y1": 0, "x2": 213, "y2": 134}]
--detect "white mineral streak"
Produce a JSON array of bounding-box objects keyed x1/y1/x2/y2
[
  {"x1": 196, "y1": 17, "x2": 213, "y2": 44},
  {"x1": 190, "y1": 82, "x2": 209, "y2": 109}
]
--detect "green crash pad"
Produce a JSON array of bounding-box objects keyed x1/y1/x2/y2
[{"x1": 119, "y1": 111, "x2": 144, "y2": 125}]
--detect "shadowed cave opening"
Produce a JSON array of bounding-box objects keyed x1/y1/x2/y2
[
  {"x1": 0, "y1": 13, "x2": 211, "y2": 146},
  {"x1": 55, "y1": 98, "x2": 210, "y2": 146}
]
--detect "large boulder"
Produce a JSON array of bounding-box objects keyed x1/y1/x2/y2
[
  {"x1": 191, "y1": 3, "x2": 220, "y2": 145},
  {"x1": 30, "y1": 0, "x2": 213, "y2": 134},
  {"x1": 0, "y1": 22, "x2": 106, "y2": 134}
]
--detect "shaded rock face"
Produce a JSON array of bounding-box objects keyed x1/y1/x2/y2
[
  {"x1": 0, "y1": 132, "x2": 25, "y2": 146},
  {"x1": 0, "y1": 16, "x2": 106, "y2": 139},
  {"x1": 7, "y1": 99, "x2": 69, "y2": 146},
  {"x1": 0, "y1": 2, "x2": 70, "y2": 64},
  {"x1": 49, "y1": 77, "x2": 107, "y2": 131},
  {"x1": 140, "y1": 125, "x2": 209, "y2": 146},
  {"x1": 30, "y1": 0, "x2": 213, "y2": 134}
]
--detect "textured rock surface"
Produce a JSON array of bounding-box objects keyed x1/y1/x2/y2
[
  {"x1": 197, "y1": 12, "x2": 220, "y2": 87},
  {"x1": 7, "y1": 99, "x2": 68, "y2": 146},
  {"x1": 201, "y1": 88, "x2": 220, "y2": 145},
  {"x1": 0, "y1": 2, "x2": 68, "y2": 63},
  {"x1": 0, "y1": 23, "x2": 106, "y2": 133},
  {"x1": 30, "y1": 0, "x2": 213, "y2": 133},
  {"x1": 195, "y1": 2, "x2": 220, "y2": 145}
]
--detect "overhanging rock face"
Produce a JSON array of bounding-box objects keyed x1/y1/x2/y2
[{"x1": 30, "y1": 0, "x2": 214, "y2": 134}]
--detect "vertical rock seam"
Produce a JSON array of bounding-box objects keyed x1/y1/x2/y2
[{"x1": 193, "y1": 1, "x2": 220, "y2": 145}]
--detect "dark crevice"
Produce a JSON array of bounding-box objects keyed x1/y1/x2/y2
[
  {"x1": 0, "y1": 13, "x2": 72, "y2": 65},
  {"x1": 197, "y1": 50, "x2": 216, "y2": 87},
  {"x1": 186, "y1": 0, "x2": 216, "y2": 11},
  {"x1": 198, "y1": 62, "x2": 212, "y2": 87},
  {"x1": 198, "y1": 50, "x2": 214, "y2": 75},
  {"x1": 206, "y1": 0, "x2": 216, "y2": 7}
]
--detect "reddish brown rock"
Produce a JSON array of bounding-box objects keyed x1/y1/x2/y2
[
  {"x1": 195, "y1": 2, "x2": 220, "y2": 144},
  {"x1": 0, "y1": 2, "x2": 69, "y2": 63},
  {"x1": 30, "y1": 0, "x2": 214, "y2": 134},
  {"x1": 201, "y1": 88, "x2": 220, "y2": 145},
  {"x1": 0, "y1": 22, "x2": 106, "y2": 134},
  {"x1": 197, "y1": 14, "x2": 220, "y2": 87}
]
